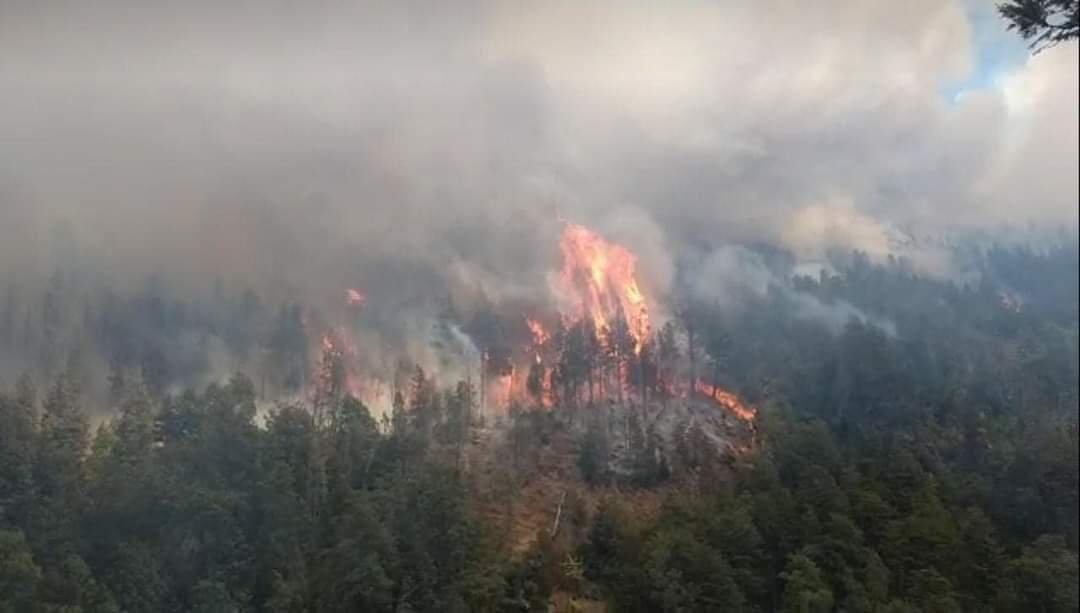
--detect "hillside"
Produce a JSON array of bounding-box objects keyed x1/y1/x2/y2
[{"x1": 468, "y1": 396, "x2": 755, "y2": 561}]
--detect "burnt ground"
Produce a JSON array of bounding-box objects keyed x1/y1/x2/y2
[{"x1": 464, "y1": 397, "x2": 757, "y2": 609}]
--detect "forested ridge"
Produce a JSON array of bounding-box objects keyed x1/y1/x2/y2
[{"x1": 1, "y1": 244, "x2": 1077, "y2": 612}]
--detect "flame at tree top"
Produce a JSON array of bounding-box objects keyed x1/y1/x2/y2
[
  {"x1": 301, "y1": 230, "x2": 755, "y2": 428},
  {"x1": 557, "y1": 222, "x2": 650, "y2": 353}
]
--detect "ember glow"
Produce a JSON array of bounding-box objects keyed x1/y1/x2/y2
[
  {"x1": 346, "y1": 288, "x2": 366, "y2": 307},
  {"x1": 493, "y1": 370, "x2": 514, "y2": 411},
  {"x1": 525, "y1": 317, "x2": 549, "y2": 365},
  {"x1": 301, "y1": 222, "x2": 754, "y2": 427},
  {"x1": 695, "y1": 379, "x2": 757, "y2": 422},
  {"x1": 557, "y1": 222, "x2": 650, "y2": 354},
  {"x1": 318, "y1": 328, "x2": 365, "y2": 400},
  {"x1": 525, "y1": 317, "x2": 550, "y2": 348}
]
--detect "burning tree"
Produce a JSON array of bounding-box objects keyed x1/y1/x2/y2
[{"x1": 294, "y1": 220, "x2": 756, "y2": 430}]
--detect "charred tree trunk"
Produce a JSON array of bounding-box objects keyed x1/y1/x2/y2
[
  {"x1": 479, "y1": 352, "x2": 486, "y2": 417},
  {"x1": 588, "y1": 368, "x2": 594, "y2": 407},
  {"x1": 616, "y1": 354, "x2": 624, "y2": 405},
  {"x1": 687, "y1": 319, "x2": 697, "y2": 390},
  {"x1": 639, "y1": 354, "x2": 646, "y2": 408}
]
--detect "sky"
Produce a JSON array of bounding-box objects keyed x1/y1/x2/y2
[
  {"x1": 943, "y1": 1, "x2": 1030, "y2": 100},
  {"x1": 0, "y1": 0, "x2": 1077, "y2": 296}
]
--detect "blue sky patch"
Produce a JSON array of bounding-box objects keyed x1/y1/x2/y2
[{"x1": 942, "y1": 1, "x2": 1031, "y2": 102}]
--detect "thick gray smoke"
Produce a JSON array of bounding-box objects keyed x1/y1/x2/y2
[
  {"x1": 0, "y1": 0, "x2": 1076, "y2": 397},
  {"x1": 687, "y1": 246, "x2": 897, "y2": 335}
]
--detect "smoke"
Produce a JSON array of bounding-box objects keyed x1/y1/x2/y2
[
  {"x1": 687, "y1": 245, "x2": 897, "y2": 335},
  {"x1": 430, "y1": 319, "x2": 482, "y2": 384},
  {"x1": 0, "y1": 0, "x2": 1075, "y2": 395}
]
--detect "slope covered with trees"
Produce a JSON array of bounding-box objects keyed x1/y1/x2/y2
[{"x1": 1, "y1": 243, "x2": 1077, "y2": 612}]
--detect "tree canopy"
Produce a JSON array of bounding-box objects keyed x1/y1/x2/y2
[{"x1": 999, "y1": 0, "x2": 1079, "y2": 51}]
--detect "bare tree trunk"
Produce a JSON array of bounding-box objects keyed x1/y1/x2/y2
[
  {"x1": 687, "y1": 320, "x2": 697, "y2": 389},
  {"x1": 617, "y1": 354, "x2": 624, "y2": 405},
  {"x1": 479, "y1": 353, "x2": 486, "y2": 418},
  {"x1": 551, "y1": 490, "x2": 568, "y2": 537},
  {"x1": 639, "y1": 355, "x2": 646, "y2": 408},
  {"x1": 363, "y1": 447, "x2": 377, "y2": 488},
  {"x1": 588, "y1": 368, "x2": 594, "y2": 407}
]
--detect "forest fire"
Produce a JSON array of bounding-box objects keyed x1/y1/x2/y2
[
  {"x1": 313, "y1": 289, "x2": 371, "y2": 405},
  {"x1": 525, "y1": 317, "x2": 549, "y2": 365},
  {"x1": 557, "y1": 222, "x2": 650, "y2": 354},
  {"x1": 526, "y1": 317, "x2": 549, "y2": 348},
  {"x1": 304, "y1": 223, "x2": 754, "y2": 427},
  {"x1": 694, "y1": 379, "x2": 756, "y2": 422},
  {"x1": 493, "y1": 371, "x2": 514, "y2": 411},
  {"x1": 317, "y1": 328, "x2": 365, "y2": 400}
]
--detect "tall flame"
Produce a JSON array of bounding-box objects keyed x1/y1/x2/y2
[
  {"x1": 305, "y1": 230, "x2": 756, "y2": 429},
  {"x1": 557, "y1": 223, "x2": 650, "y2": 353}
]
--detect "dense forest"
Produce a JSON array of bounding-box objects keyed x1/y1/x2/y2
[
  {"x1": 1, "y1": 242, "x2": 1076, "y2": 612},
  {"x1": 3, "y1": 0, "x2": 1079, "y2": 610}
]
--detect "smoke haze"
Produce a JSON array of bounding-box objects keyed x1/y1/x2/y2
[{"x1": 1, "y1": 0, "x2": 1077, "y2": 398}]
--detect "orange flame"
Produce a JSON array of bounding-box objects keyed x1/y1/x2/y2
[
  {"x1": 318, "y1": 327, "x2": 365, "y2": 400},
  {"x1": 557, "y1": 223, "x2": 650, "y2": 353},
  {"x1": 492, "y1": 370, "x2": 514, "y2": 412},
  {"x1": 694, "y1": 379, "x2": 756, "y2": 422},
  {"x1": 525, "y1": 317, "x2": 550, "y2": 347},
  {"x1": 525, "y1": 316, "x2": 550, "y2": 367}
]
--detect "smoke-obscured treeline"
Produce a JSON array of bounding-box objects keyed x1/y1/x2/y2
[
  {"x1": 1, "y1": 240, "x2": 1076, "y2": 611},
  {"x1": 2, "y1": 237, "x2": 1076, "y2": 411}
]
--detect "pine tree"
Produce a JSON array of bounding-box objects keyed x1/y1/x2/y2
[
  {"x1": 0, "y1": 375, "x2": 37, "y2": 529},
  {"x1": 780, "y1": 553, "x2": 834, "y2": 613},
  {"x1": 603, "y1": 308, "x2": 635, "y2": 406},
  {"x1": 0, "y1": 528, "x2": 41, "y2": 612},
  {"x1": 32, "y1": 374, "x2": 89, "y2": 561},
  {"x1": 526, "y1": 361, "x2": 545, "y2": 408},
  {"x1": 657, "y1": 321, "x2": 679, "y2": 399}
]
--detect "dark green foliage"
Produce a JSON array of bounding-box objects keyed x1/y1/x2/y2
[
  {"x1": 998, "y1": 0, "x2": 1079, "y2": 51},
  {"x1": 0, "y1": 243, "x2": 1075, "y2": 612},
  {"x1": 268, "y1": 304, "x2": 308, "y2": 393},
  {"x1": 0, "y1": 529, "x2": 41, "y2": 612},
  {"x1": 578, "y1": 419, "x2": 611, "y2": 485},
  {"x1": 0, "y1": 368, "x2": 508, "y2": 612},
  {"x1": 575, "y1": 246, "x2": 1078, "y2": 611},
  {"x1": 38, "y1": 554, "x2": 120, "y2": 613},
  {"x1": 0, "y1": 376, "x2": 36, "y2": 529},
  {"x1": 998, "y1": 535, "x2": 1079, "y2": 612},
  {"x1": 780, "y1": 553, "x2": 833, "y2": 613},
  {"x1": 31, "y1": 375, "x2": 89, "y2": 564}
]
